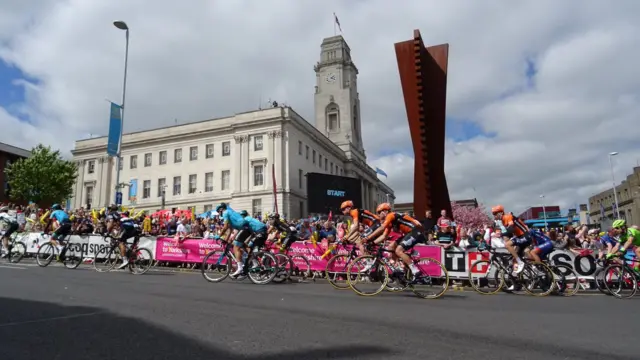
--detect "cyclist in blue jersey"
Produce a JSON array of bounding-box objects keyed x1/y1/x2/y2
[
  {"x1": 217, "y1": 203, "x2": 251, "y2": 276},
  {"x1": 43, "y1": 204, "x2": 72, "y2": 260},
  {"x1": 240, "y1": 210, "x2": 268, "y2": 248},
  {"x1": 528, "y1": 229, "x2": 554, "y2": 262},
  {"x1": 116, "y1": 211, "x2": 141, "y2": 269},
  {"x1": 599, "y1": 229, "x2": 618, "y2": 256}
]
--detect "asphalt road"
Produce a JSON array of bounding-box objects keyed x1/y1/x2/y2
[{"x1": 1, "y1": 262, "x2": 638, "y2": 360}]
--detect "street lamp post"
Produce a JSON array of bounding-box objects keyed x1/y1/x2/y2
[
  {"x1": 608, "y1": 152, "x2": 621, "y2": 219},
  {"x1": 113, "y1": 20, "x2": 130, "y2": 205},
  {"x1": 540, "y1": 194, "x2": 548, "y2": 230}
]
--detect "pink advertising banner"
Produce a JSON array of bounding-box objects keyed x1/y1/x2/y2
[{"x1": 155, "y1": 237, "x2": 444, "y2": 276}]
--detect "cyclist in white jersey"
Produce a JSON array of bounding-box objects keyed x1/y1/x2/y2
[{"x1": 0, "y1": 206, "x2": 19, "y2": 258}]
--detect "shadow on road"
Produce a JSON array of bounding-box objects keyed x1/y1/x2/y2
[{"x1": 0, "y1": 297, "x2": 392, "y2": 360}]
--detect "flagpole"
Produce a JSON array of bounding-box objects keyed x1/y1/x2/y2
[{"x1": 333, "y1": 13, "x2": 336, "y2": 35}]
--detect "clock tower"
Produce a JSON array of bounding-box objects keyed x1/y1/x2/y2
[{"x1": 314, "y1": 35, "x2": 364, "y2": 155}]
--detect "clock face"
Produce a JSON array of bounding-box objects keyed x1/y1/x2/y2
[{"x1": 325, "y1": 73, "x2": 336, "y2": 83}]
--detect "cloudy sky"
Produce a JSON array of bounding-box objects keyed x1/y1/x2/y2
[{"x1": 1, "y1": 0, "x2": 639, "y2": 213}]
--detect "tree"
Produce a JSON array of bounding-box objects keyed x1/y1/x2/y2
[
  {"x1": 451, "y1": 202, "x2": 492, "y2": 230},
  {"x1": 4, "y1": 144, "x2": 77, "y2": 206}
]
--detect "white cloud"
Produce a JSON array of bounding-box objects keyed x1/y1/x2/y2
[{"x1": 1, "y1": 0, "x2": 639, "y2": 213}]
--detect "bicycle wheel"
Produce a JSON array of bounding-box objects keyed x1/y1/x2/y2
[
  {"x1": 201, "y1": 250, "x2": 232, "y2": 282},
  {"x1": 468, "y1": 259, "x2": 504, "y2": 295},
  {"x1": 603, "y1": 264, "x2": 638, "y2": 299},
  {"x1": 289, "y1": 255, "x2": 311, "y2": 282},
  {"x1": 247, "y1": 251, "x2": 278, "y2": 285},
  {"x1": 407, "y1": 257, "x2": 449, "y2": 299},
  {"x1": 271, "y1": 253, "x2": 291, "y2": 284},
  {"x1": 592, "y1": 267, "x2": 610, "y2": 295},
  {"x1": 521, "y1": 262, "x2": 555, "y2": 297},
  {"x1": 550, "y1": 264, "x2": 579, "y2": 297},
  {"x1": 63, "y1": 242, "x2": 84, "y2": 269},
  {"x1": 36, "y1": 242, "x2": 56, "y2": 267},
  {"x1": 94, "y1": 245, "x2": 118, "y2": 272},
  {"x1": 9, "y1": 241, "x2": 26, "y2": 263},
  {"x1": 325, "y1": 254, "x2": 354, "y2": 290},
  {"x1": 128, "y1": 248, "x2": 153, "y2": 275},
  {"x1": 347, "y1": 255, "x2": 388, "y2": 296}
]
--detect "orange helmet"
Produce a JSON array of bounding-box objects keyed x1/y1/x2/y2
[
  {"x1": 376, "y1": 203, "x2": 391, "y2": 213},
  {"x1": 340, "y1": 200, "x2": 354, "y2": 210},
  {"x1": 491, "y1": 205, "x2": 504, "y2": 214}
]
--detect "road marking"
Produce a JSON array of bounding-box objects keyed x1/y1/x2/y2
[
  {"x1": 0, "y1": 265, "x2": 28, "y2": 270},
  {"x1": 0, "y1": 312, "x2": 103, "y2": 328}
]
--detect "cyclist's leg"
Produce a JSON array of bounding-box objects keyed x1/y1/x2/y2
[
  {"x1": 232, "y1": 228, "x2": 251, "y2": 274},
  {"x1": 54, "y1": 222, "x2": 72, "y2": 257},
  {"x1": 394, "y1": 229, "x2": 425, "y2": 274}
]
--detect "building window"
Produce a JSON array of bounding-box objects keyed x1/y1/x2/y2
[
  {"x1": 221, "y1": 170, "x2": 230, "y2": 190},
  {"x1": 206, "y1": 144, "x2": 214, "y2": 159},
  {"x1": 130, "y1": 155, "x2": 137, "y2": 169},
  {"x1": 299, "y1": 201, "x2": 304, "y2": 218},
  {"x1": 298, "y1": 141, "x2": 302, "y2": 155},
  {"x1": 158, "y1": 178, "x2": 166, "y2": 197},
  {"x1": 330, "y1": 162, "x2": 334, "y2": 174},
  {"x1": 204, "y1": 172, "x2": 213, "y2": 192},
  {"x1": 326, "y1": 103, "x2": 340, "y2": 131},
  {"x1": 252, "y1": 199, "x2": 262, "y2": 216},
  {"x1": 299, "y1": 169, "x2": 303, "y2": 188},
  {"x1": 190, "y1": 146, "x2": 198, "y2": 161},
  {"x1": 319, "y1": 155, "x2": 323, "y2": 167},
  {"x1": 188, "y1": 174, "x2": 197, "y2": 194},
  {"x1": 85, "y1": 185, "x2": 93, "y2": 207},
  {"x1": 87, "y1": 160, "x2": 95, "y2": 174},
  {"x1": 203, "y1": 204, "x2": 213, "y2": 213},
  {"x1": 254, "y1": 165, "x2": 264, "y2": 186},
  {"x1": 254, "y1": 136, "x2": 263, "y2": 151},
  {"x1": 325, "y1": 158, "x2": 328, "y2": 171},
  {"x1": 159, "y1": 151, "x2": 167, "y2": 165},
  {"x1": 222, "y1": 141, "x2": 231, "y2": 156},
  {"x1": 340, "y1": 168, "x2": 343, "y2": 176},
  {"x1": 353, "y1": 105, "x2": 359, "y2": 140},
  {"x1": 305, "y1": 145, "x2": 309, "y2": 159},
  {"x1": 312, "y1": 150, "x2": 316, "y2": 164},
  {"x1": 174, "y1": 149, "x2": 182, "y2": 163},
  {"x1": 335, "y1": 165, "x2": 338, "y2": 174},
  {"x1": 119, "y1": 157, "x2": 123, "y2": 170},
  {"x1": 144, "y1": 153, "x2": 152, "y2": 167},
  {"x1": 173, "y1": 176, "x2": 181, "y2": 196},
  {"x1": 143, "y1": 180, "x2": 151, "y2": 199}
]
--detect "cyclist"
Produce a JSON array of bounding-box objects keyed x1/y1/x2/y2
[
  {"x1": 0, "y1": 206, "x2": 19, "y2": 258},
  {"x1": 116, "y1": 211, "x2": 140, "y2": 269},
  {"x1": 599, "y1": 229, "x2": 618, "y2": 259},
  {"x1": 340, "y1": 200, "x2": 379, "y2": 255},
  {"x1": 216, "y1": 203, "x2": 251, "y2": 277},
  {"x1": 528, "y1": 229, "x2": 554, "y2": 263},
  {"x1": 364, "y1": 203, "x2": 425, "y2": 276},
  {"x1": 609, "y1": 219, "x2": 640, "y2": 262},
  {"x1": 491, "y1": 205, "x2": 530, "y2": 274},
  {"x1": 43, "y1": 204, "x2": 72, "y2": 260}
]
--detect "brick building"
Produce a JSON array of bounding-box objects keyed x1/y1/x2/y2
[
  {"x1": 588, "y1": 166, "x2": 640, "y2": 227},
  {"x1": 0, "y1": 142, "x2": 31, "y2": 204}
]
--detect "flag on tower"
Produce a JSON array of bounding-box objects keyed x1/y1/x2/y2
[{"x1": 333, "y1": 13, "x2": 342, "y2": 33}]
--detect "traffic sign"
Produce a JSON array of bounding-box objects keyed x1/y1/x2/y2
[{"x1": 116, "y1": 192, "x2": 123, "y2": 205}]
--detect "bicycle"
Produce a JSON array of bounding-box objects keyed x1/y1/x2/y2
[
  {"x1": 94, "y1": 234, "x2": 153, "y2": 275},
  {"x1": 325, "y1": 241, "x2": 362, "y2": 290},
  {"x1": 602, "y1": 252, "x2": 640, "y2": 299},
  {"x1": 468, "y1": 244, "x2": 555, "y2": 296},
  {"x1": 2, "y1": 231, "x2": 27, "y2": 263},
  {"x1": 270, "y1": 235, "x2": 312, "y2": 284},
  {"x1": 347, "y1": 244, "x2": 449, "y2": 299},
  {"x1": 35, "y1": 233, "x2": 84, "y2": 269},
  {"x1": 201, "y1": 236, "x2": 278, "y2": 285}
]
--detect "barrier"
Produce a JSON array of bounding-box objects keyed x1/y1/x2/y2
[{"x1": 15, "y1": 232, "x2": 622, "y2": 280}]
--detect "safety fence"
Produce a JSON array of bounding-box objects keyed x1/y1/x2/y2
[{"x1": 15, "y1": 233, "x2": 618, "y2": 280}]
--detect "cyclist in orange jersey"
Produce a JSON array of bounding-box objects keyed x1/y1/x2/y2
[
  {"x1": 340, "y1": 200, "x2": 379, "y2": 255},
  {"x1": 363, "y1": 203, "x2": 425, "y2": 276},
  {"x1": 491, "y1": 205, "x2": 531, "y2": 274}
]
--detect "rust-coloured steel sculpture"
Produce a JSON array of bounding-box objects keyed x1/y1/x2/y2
[{"x1": 394, "y1": 30, "x2": 452, "y2": 218}]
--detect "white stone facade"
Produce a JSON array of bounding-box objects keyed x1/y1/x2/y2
[{"x1": 70, "y1": 35, "x2": 394, "y2": 218}]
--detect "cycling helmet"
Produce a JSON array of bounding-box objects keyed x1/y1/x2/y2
[
  {"x1": 51, "y1": 204, "x2": 62, "y2": 210},
  {"x1": 240, "y1": 210, "x2": 249, "y2": 217},
  {"x1": 0, "y1": 206, "x2": 8, "y2": 212},
  {"x1": 340, "y1": 200, "x2": 354, "y2": 210},
  {"x1": 215, "y1": 203, "x2": 227, "y2": 213},
  {"x1": 122, "y1": 211, "x2": 130, "y2": 217},
  {"x1": 612, "y1": 219, "x2": 626, "y2": 229},
  {"x1": 491, "y1": 205, "x2": 504, "y2": 214},
  {"x1": 268, "y1": 213, "x2": 280, "y2": 220},
  {"x1": 376, "y1": 203, "x2": 391, "y2": 213}
]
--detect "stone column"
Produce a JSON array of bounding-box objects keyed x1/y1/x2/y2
[
  {"x1": 233, "y1": 136, "x2": 246, "y2": 193},
  {"x1": 75, "y1": 160, "x2": 85, "y2": 208}
]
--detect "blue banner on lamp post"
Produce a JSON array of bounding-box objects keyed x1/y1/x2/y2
[{"x1": 107, "y1": 102, "x2": 122, "y2": 156}]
